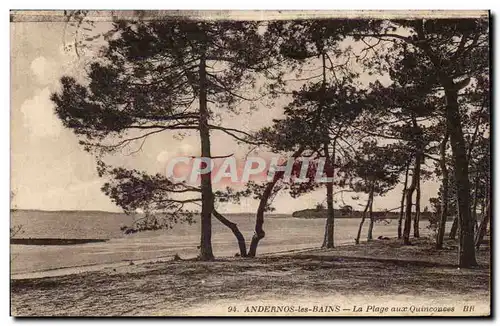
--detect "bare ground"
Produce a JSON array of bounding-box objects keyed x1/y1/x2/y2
[{"x1": 11, "y1": 237, "x2": 490, "y2": 316}]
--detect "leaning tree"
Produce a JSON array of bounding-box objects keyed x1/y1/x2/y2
[{"x1": 244, "y1": 20, "x2": 369, "y2": 254}]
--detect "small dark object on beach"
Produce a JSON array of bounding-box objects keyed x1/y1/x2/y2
[
  {"x1": 378, "y1": 236, "x2": 390, "y2": 240},
  {"x1": 129, "y1": 261, "x2": 135, "y2": 266},
  {"x1": 173, "y1": 254, "x2": 182, "y2": 261},
  {"x1": 235, "y1": 253, "x2": 240, "y2": 257}
]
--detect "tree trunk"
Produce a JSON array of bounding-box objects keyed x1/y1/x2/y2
[
  {"x1": 436, "y1": 132, "x2": 449, "y2": 249},
  {"x1": 321, "y1": 222, "x2": 328, "y2": 248},
  {"x1": 475, "y1": 180, "x2": 490, "y2": 250},
  {"x1": 356, "y1": 186, "x2": 372, "y2": 244},
  {"x1": 449, "y1": 216, "x2": 459, "y2": 239},
  {"x1": 322, "y1": 141, "x2": 335, "y2": 248},
  {"x1": 471, "y1": 172, "x2": 480, "y2": 234},
  {"x1": 367, "y1": 187, "x2": 375, "y2": 241},
  {"x1": 398, "y1": 162, "x2": 410, "y2": 239},
  {"x1": 403, "y1": 154, "x2": 421, "y2": 245},
  {"x1": 415, "y1": 23, "x2": 477, "y2": 267},
  {"x1": 444, "y1": 88, "x2": 477, "y2": 267},
  {"x1": 247, "y1": 147, "x2": 305, "y2": 257},
  {"x1": 213, "y1": 209, "x2": 247, "y2": 257},
  {"x1": 247, "y1": 179, "x2": 275, "y2": 257},
  {"x1": 475, "y1": 197, "x2": 490, "y2": 251},
  {"x1": 480, "y1": 194, "x2": 486, "y2": 231},
  {"x1": 198, "y1": 54, "x2": 214, "y2": 261},
  {"x1": 413, "y1": 173, "x2": 421, "y2": 238}
]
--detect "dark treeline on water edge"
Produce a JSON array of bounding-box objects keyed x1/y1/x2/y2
[{"x1": 292, "y1": 207, "x2": 436, "y2": 220}]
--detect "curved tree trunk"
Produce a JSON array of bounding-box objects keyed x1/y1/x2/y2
[
  {"x1": 403, "y1": 154, "x2": 421, "y2": 245},
  {"x1": 247, "y1": 147, "x2": 305, "y2": 257},
  {"x1": 436, "y1": 132, "x2": 449, "y2": 249},
  {"x1": 247, "y1": 178, "x2": 276, "y2": 257},
  {"x1": 198, "y1": 54, "x2": 214, "y2": 261},
  {"x1": 213, "y1": 209, "x2": 247, "y2": 257},
  {"x1": 398, "y1": 162, "x2": 410, "y2": 239},
  {"x1": 413, "y1": 174, "x2": 421, "y2": 238},
  {"x1": 356, "y1": 185, "x2": 372, "y2": 244},
  {"x1": 249, "y1": 50, "x2": 330, "y2": 257}
]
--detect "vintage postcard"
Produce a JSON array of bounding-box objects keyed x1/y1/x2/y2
[{"x1": 10, "y1": 10, "x2": 491, "y2": 317}]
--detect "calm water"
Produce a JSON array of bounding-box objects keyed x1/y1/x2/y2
[{"x1": 11, "y1": 210, "x2": 436, "y2": 275}]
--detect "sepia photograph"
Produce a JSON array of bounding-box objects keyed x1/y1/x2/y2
[{"x1": 9, "y1": 9, "x2": 491, "y2": 317}]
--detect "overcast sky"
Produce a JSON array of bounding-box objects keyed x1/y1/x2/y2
[{"x1": 10, "y1": 20, "x2": 439, "y2": 213}]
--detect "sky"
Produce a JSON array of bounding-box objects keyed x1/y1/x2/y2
[{"x1": 10, "y1": 18, "x2": 440, "y2": 214}]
